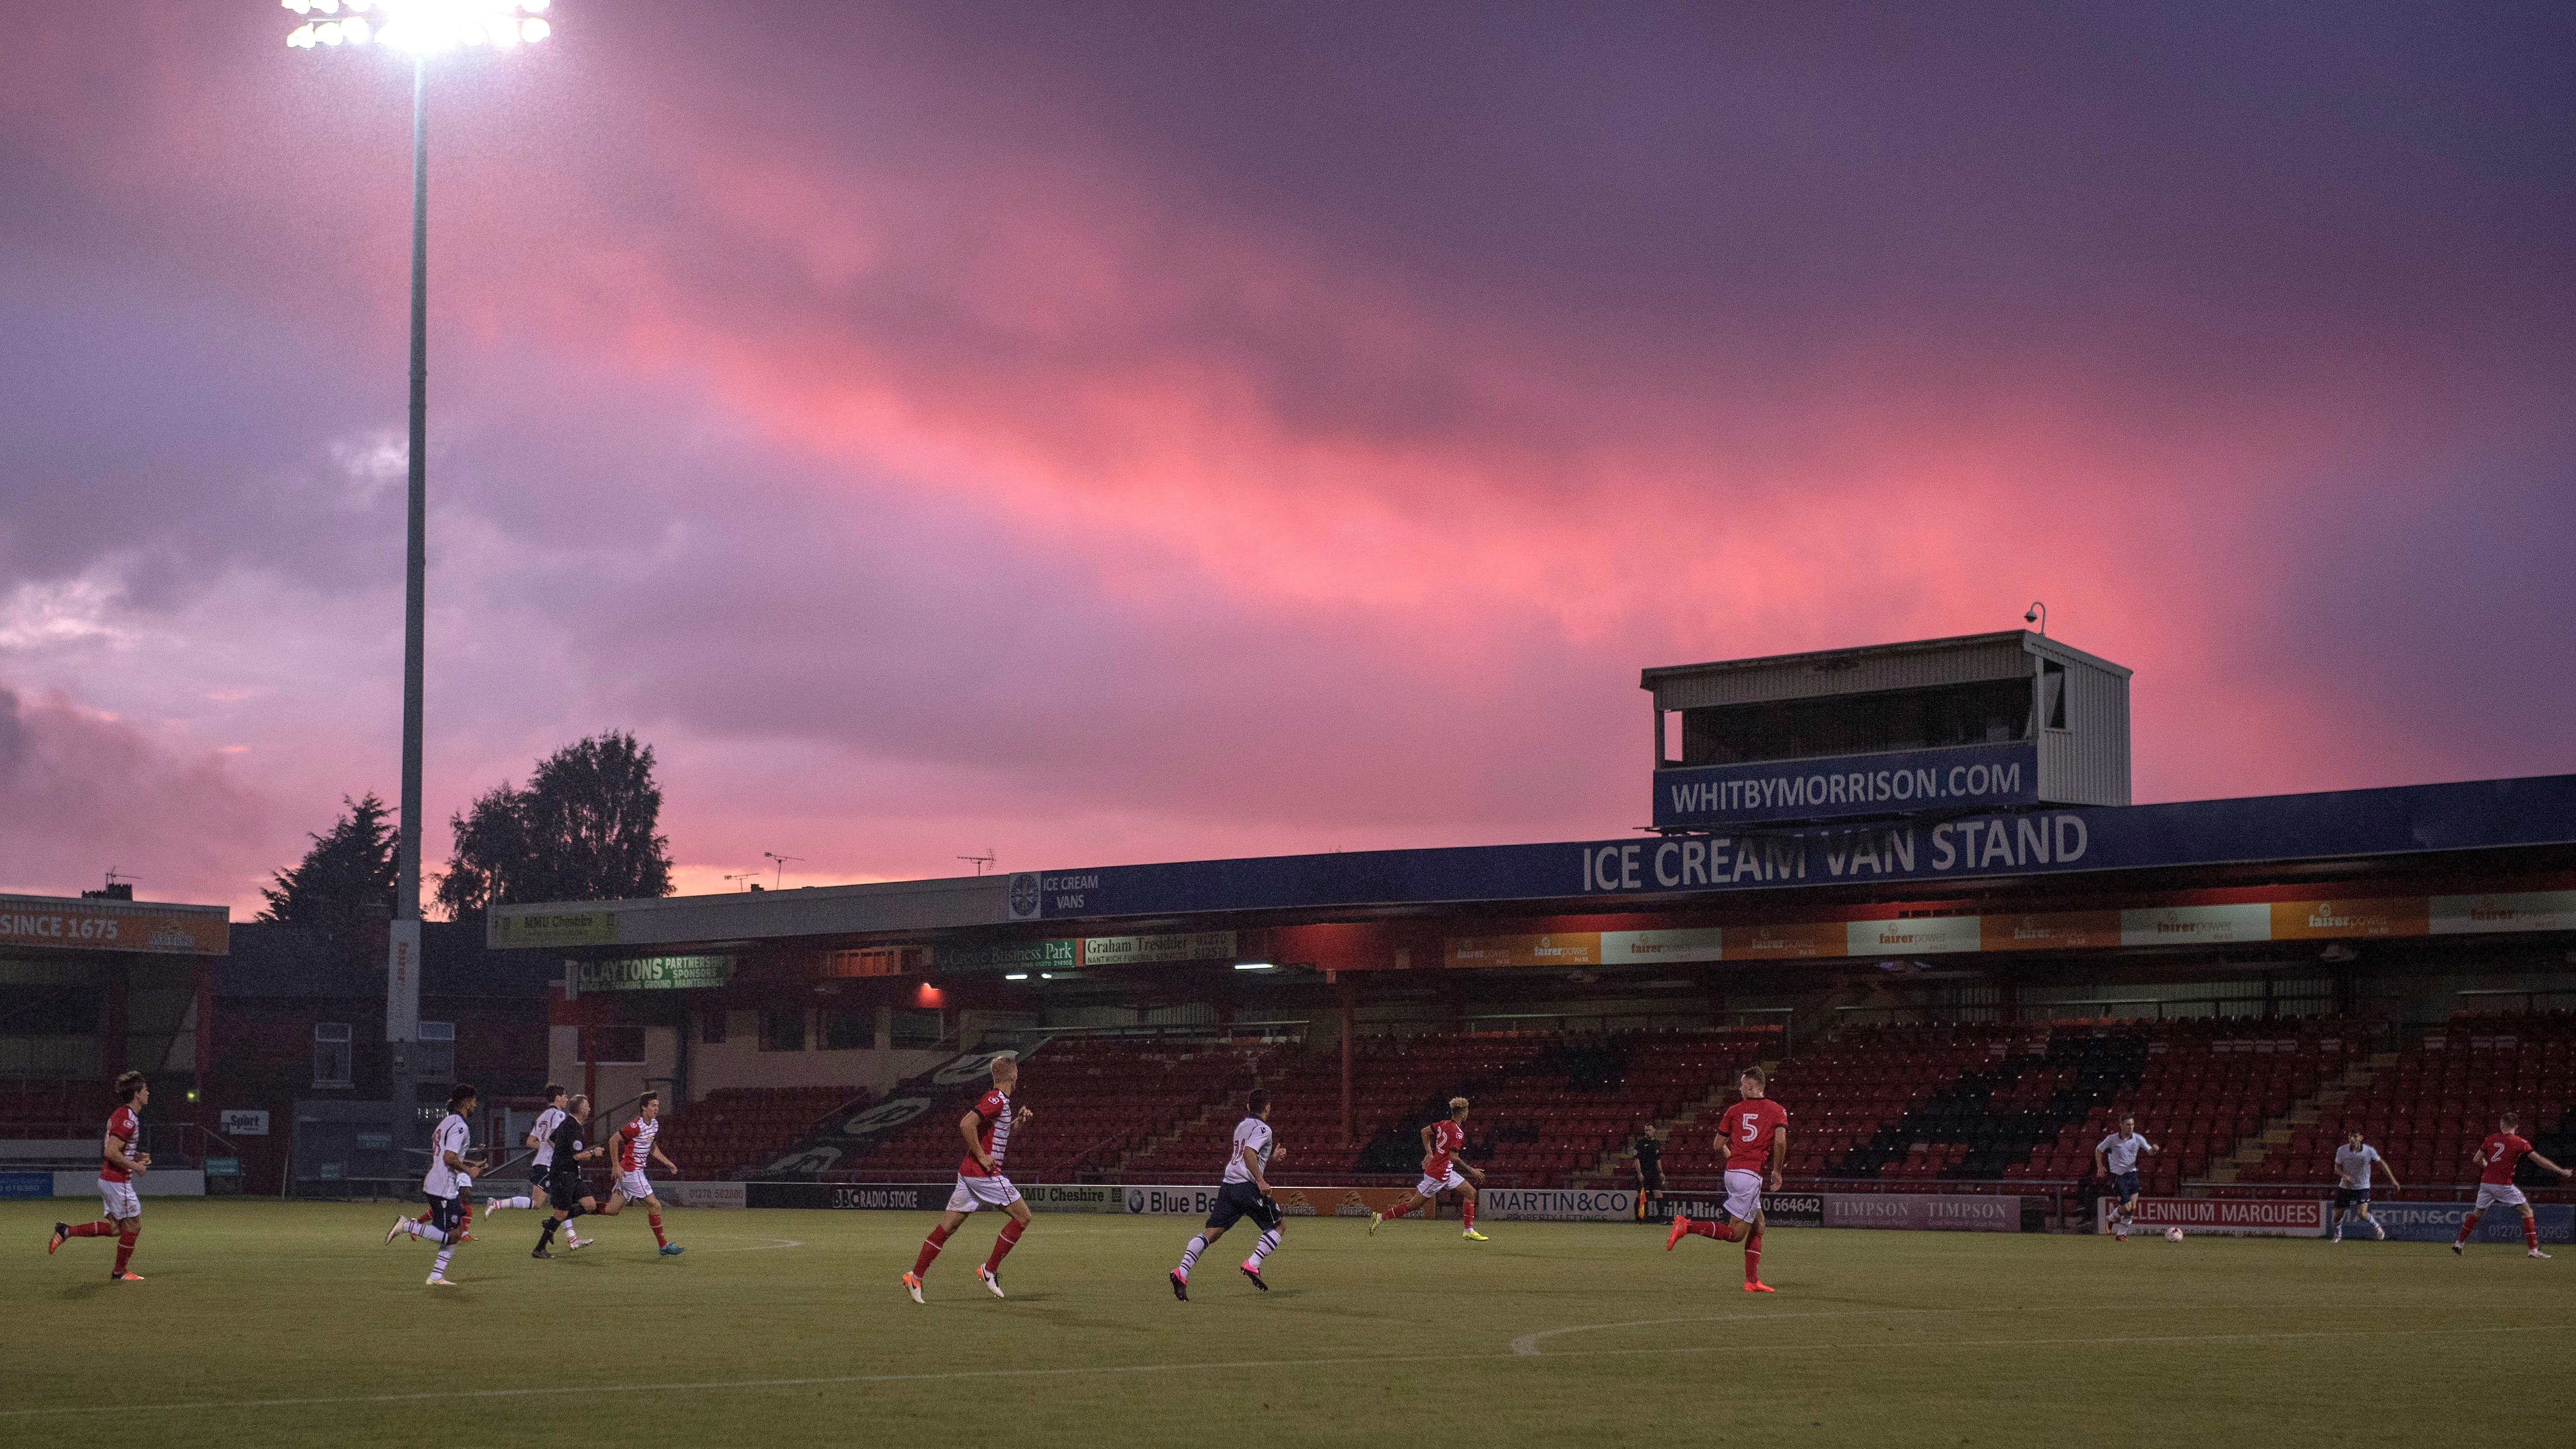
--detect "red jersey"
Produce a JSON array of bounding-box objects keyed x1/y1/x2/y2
[
  {"x1": 2479, "y1": 1132, "x2": 2532, "y2": 1186},
  {"x1": 101, "y1": 1105, "x2": 139, "y2": 1184},
  {"x1": 1719, "y1": 1097, "x2": 1789, "y2": 1173},
  {"x1": 958, "y1": 1089, "x2": 1013, "y2": 1177},
  {"x1": 618, "y1": 1117, "x2": 659, "y2": 1173},
  {"x1": 1424, "y1": 1119, "x2": 1466, "y2": 1176}
]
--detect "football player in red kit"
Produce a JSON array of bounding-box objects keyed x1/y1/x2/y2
[
  {"x1": 904, "y1": 1054, "x2": 1037, "y2": 1302},
  {"x1": 49, "y1": 1071, "x2": 152, "y2": 1280},
  {"x1": 2453, "y1": 1110, "x2": 2572, "y2": 1258},
  {"x1": 1666, "y1": 1065, "x2": 1787, "y2": 1292},
  {"x1": 1370, "y1": 1096, "x2": 1488, "y2": 1240}
]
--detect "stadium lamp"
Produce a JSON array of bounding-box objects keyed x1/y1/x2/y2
[
  {"x1": 2023, "y1": 601, "x2": 2047, "y2": 636},
  {"x1": 1004, "y1": 973, "x2": 1030, "y2": 981},
  {"x1": 280, "y1": 0, "x2": 551, "y2": 1165},
  {"x1": 284, "y1": 0, "x2": 552, "y2": 54},
  {"x1": 1233, "y1": 961, "x2": 1277, "y2": 972}
]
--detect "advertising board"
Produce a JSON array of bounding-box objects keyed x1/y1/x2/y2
[
  {"x1": 1476, "y1": 1187, "x2": 1636, "y2": 1221},
  {"x1": 2356, "y1": 1202, "x2": 2572, "y2": 1244},
  {"x1": 2098, "y1": 1197, "x2": 2325, "y2": 1237},
  {"x1": 660, "y1": 1181, "x2": 747, "y2": 1210},
  {"x1": 1648, "y1": 1190, "x2": 1824, "y2": 1229},
  {"x1": 1654, "y1": 743, "x2": 2041, "y2": 828},
  {"x1": 745, "y1": 1182, "x2": 949, "y2": 1210},
  {"x1": 1022, "y1": 1184, "x2": 1118, "y2": 1213},
  {"x1": 219, "y1": 1109, "x2": 271, "y2": 1137},
  {"x1": 0, "y1": 1171, "x2": 51, "y2": 1199},
  {"x1": 1823, "y1": 1193, "x2": 2021, "y2": 1232}
]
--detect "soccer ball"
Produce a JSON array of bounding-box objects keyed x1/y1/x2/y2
[{"x1": 2165, "y1": 1227, "x2": 2185, "y2": 1242}]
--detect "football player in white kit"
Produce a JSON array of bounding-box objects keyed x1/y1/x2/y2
[
  {"x1": 481, "y1": 1083, "x2": 571, "y2": 1221},
  {"x1": 904, "y1": 1054, "x2": 1036, "y2": 1302},
  {"x1": 387, "y1": 1083, "x2": 485, "y2": 1286},
  {"x1": 2093, "y1": 1114, "x2": 2158, "y2": 1241},
  {"x1": 1170, "y1": 1087, "x2": 1286, "y2": 1299}
]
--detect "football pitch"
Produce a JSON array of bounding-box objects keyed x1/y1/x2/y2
[{"x1": 3, "y1": 1200, "x2": 2564, "y2": 1448}]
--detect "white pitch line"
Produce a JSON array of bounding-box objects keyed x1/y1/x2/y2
[
  {"x1": 0, "y1": 1324, "x2": 2560, "y2": 1420},
  {"x1": 669, "y1": 1238, "x2": 803, "y2": 1254},
  {"x1": 1509, "y1": 1304, "x2": 2053, "y2": 1356}
]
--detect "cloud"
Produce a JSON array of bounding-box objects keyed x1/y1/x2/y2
[{"x1": 0, "y1": 677, "x2": 274, "y2": 903}]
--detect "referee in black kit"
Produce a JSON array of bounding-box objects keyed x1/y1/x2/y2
[{"x1": 1631, "y1": 1125, "x2": 1665, "y2": 1221}]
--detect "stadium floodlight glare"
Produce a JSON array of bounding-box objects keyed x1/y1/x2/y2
[
  {"x1": 285, "y1": 0, "x2": 552, "y2": 53},
  {"x1": 1233, "y1": 962, "x2": 1277, "y2": 972},
  {"x1": 279, "y1": 0, "x2": 548, "y2": 1174},
  {"x1": 1004, "y1": 973, "x2": 1030, "y2": 981}
]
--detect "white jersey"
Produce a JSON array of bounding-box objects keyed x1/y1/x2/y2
[
  {"x1": 2334, "y1": 1143, "x2": 2383, "y2": 1189},
  {"x1": 1222, "y1": 1116, "x2": 1274, "y2": 1184},
  {"x1": 530, "y1": 1107, "x2": 567, "y2": 1167},
  {"x1": 424, "y1": 1112, "x2": 470, "y2": 1197},
  {"x1": 2097, "y1": 1132, "x2": 2151, "y2": 1174}
]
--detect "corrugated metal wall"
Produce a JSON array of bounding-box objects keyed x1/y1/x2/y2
[
  {"x1": 1650, "y1": 635, "x2": 2030, "y2": 709},
  {"x1": 2037, "y1": 660, "x2": 2131, "y2": 805}
]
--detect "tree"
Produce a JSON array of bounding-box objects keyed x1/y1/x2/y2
[
  {"x1": 260, "y1": 793, "x2": 398, "y2": 940},
  {"x1": 436, "y1": 731, "x2": 674, "y2": 918}
]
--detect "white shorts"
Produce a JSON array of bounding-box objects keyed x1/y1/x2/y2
[
  {"x1": 947, "y1": 1173, "x2": 1022, "y2": 1212},
  {"x1": 2475, "y1": 1182, "x2": 2529, "y2": 1211},
  {"x1": 616, "y1": 1171, "x2": 656, "y2": 1203},
  {"x1": 1723, "y1": 1169, "x2": 1763, "y2": 1222},
  {"x1": 98, "y1": 1178, "x2": 141, "y2": 1221},
  {"x1": 1416, "y1": 1167, "x2": 1468, "y2": 1197}
]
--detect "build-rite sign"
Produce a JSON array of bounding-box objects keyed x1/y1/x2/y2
[{"x1": 2099, "y1": 1197, "x2": 2326, "y2": 1237}]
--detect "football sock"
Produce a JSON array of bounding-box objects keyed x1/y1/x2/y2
[
  {"x1": 565, "y1": 1202, "x2": 587, "y2": 1221},
  {"x1": 114, "y1": 1231, "x2": 137, "y2": 1275},
  {"x1": 1249, "y1": 1227, "x2": 1280, "y2": 1268},
  {"x1": 1379, "y1": 1200, "x2": 1412, "y2": 1221},
  {"x1": 1744, "y1": 1231, "x2": 1763, "y2": 1285},
  {"x1": 67, "y1": 1221, "x2": 114, "y2": 1238},
  {"x1": 1177, "y1": 1235, "x2": 1206, "y2": 1274},
  {"x1": 537, "y1": 1217, "x2": 560, "y2": 1249},
  {"x1": 984, "y1": 1219, "x2": 1027, "y2": 1272},
  {"x1": 1461, "y1": 1199, "x2": 1476, "y2": 1231},
  {"x1": 649, "y1": 1213, "x2": 668, "y2": 1247},
  {"x1": 1687, "y1": 1218, "x2": 1743, "y2": 1243},
  {"x1": 2525, "y1": 1217, "x2": 2541, "y2": 1251},
  {"x1": 2457, "y1": 1212, "x2": 2480, "y2": 1244},
  {"x1": 408, "y1": 1221, "x2": 449, "y2": 1243},
  {"x1": 493, "y1": 1196, "x2": 531, "y2": 1210},
  {"x1": 432, "y1": 1244, "x2": 456, "y2": 1276},
  {"x1": 912, "y1": 1223, "x2": 952, "y2": 1277}
]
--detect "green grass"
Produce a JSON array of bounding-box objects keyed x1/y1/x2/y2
[{"x1": 2, "y1": 1199, "x2": 2566, "y2": 1447}]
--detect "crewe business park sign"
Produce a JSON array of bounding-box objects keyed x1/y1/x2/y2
[{"x1": 999, "y1": 775, "x2": 2576, "y2": 923}]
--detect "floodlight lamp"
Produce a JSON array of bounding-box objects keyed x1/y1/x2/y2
[
  {"x1": 522, "y1": 0, "x2": 547, "y2": 11},
  {"x1": 522, "y1": 17, "x2": 548, "y2": 41},
  {"x1": 344, "y1": 15, "x2": 371, "y2": 43},
  {"x1": 315, "y1": 0, "x2": 340, "y2": 13},
  {"x1": 1005, "y1": 973, "x2": 1029, "y2": 981},
  {"x1": 287, "y1": 21, "x2": 315, "y2": 46},
  {"x1": 284, "y1": 0, "x2": 312, "y2": 15},
  {"x1": 318, "y1": 20, "x2": 343, "y2": 44}
]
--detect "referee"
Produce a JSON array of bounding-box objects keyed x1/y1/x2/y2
[{"x1": 1631, "y1": 1126, "x2": 1665, "y2": 1221}]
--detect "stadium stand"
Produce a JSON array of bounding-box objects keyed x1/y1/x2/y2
[
  {"x1": 655, "y1": 1085, "x2": 871, "y2": 1181},
  {"x1": 1144, "y1": 1026, "x2": 1781, "y2": 1189},
  {"x1": 2239, "y1": 1010, "x2": 2576, "y2": 1198},
  {"x1": 826, "y1": 1036, "x2": 1272, "y2": 1182}
]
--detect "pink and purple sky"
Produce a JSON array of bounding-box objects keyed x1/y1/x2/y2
[{"x1": 2, "y1": 3, "x2": 2571, "y2": 910}]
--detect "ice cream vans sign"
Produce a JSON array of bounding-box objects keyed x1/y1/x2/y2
[{"x1": 1581, "y1": 812, "x2": 2091, "y2": 894}]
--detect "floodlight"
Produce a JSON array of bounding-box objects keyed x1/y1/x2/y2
[{"x1": 289, "y1": 1, "x2": 553, "y2": 56}]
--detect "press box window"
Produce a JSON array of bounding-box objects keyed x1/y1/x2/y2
[
  {"x1": 583, "y1": 1026, "x2": 645, "y2": 1065},
  {"x1": 2041, "y1": 661, "x2": 2070, "y2": 731},
  {"x1": 891, "y1": 1010, "x2": 945, "y2": 1049},
  {"x1": 823, "y1": 1006, "x2": 872, "y2": 1051},
  {"x1": 760, "y1": 1009, "x2": 808, "y2": 1052},
  {"x1": 313, "y1": 1023, "x2": 353, "y2": 1088}
]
